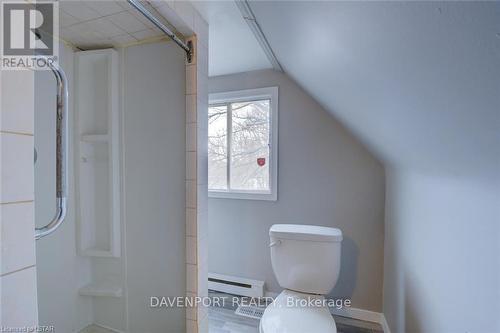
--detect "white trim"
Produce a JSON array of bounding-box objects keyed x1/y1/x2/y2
[
  {"x1": 331, "y1": 307, "x2": 391, "y2": 332},
  {"x1": 208, "y1": 87, "x2": 279, "y2": 201},
  {"x1": 234, "y1": 1, "x2": 283, "y2": 72},
  {"x1": 208, "y1": 189, "x2": 275, "y2": 201},
  {"x1": 330, "y1": 306, "x2": 382, "y2": 324},
  {"x1": 380, "y1": 314, "x2": 392, "y2": 333}
]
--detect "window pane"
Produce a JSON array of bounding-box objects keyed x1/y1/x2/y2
[
  {"x1": 208, "y1": 105, "x2": 228, "y2": 190},
  {"x1": 230, "y1": 100, "x2": 270, "y2": 191}
]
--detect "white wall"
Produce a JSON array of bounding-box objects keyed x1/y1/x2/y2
[
  {"x1": 208, "y1": 69, "x2": 385, "y2": 311},
  {"x1": 122, "y1": 41, "x2": 186, "y2": 333},
  {"x1": 34, "y1": 40, "x2": 187, "y2": 333},
  {"x1": 383, "y1": 170, "x2": 500, "y2": 333},
  {"x1": 1, "y1": 63, "x2": 38, "y2": 326},
  {"x1": 34, "y1": 42, "x2": 94, "y2": 333}
]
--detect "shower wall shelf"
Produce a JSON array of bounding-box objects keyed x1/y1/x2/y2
[
  {"x1": 78, "y1": 283, "x2": 123, "y2": 298},
  {"x1": 81, "y1": 134, "x2": 109, "y2": 143},
  {"x1": 75, "y1": 49, "x2": 121, "y2": 258}
]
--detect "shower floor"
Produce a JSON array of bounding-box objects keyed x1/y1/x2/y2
[{"x1": 79, "y1": 325, "x2": 116, "y2": 333}]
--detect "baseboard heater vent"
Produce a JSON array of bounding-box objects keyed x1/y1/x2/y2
[
  {"x1": 235, "y1": 304, "x2": 266, "y2": 320},
  {"x1": 208, "y1": 272, "x2": 264, "y2": 298}
]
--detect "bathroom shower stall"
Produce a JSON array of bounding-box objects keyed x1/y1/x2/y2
[{"x1": 32, "y1": 1, "x2": 205, "y2": 332}]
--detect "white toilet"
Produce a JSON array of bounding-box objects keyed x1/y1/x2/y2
[{"x1": 260, "y1": 224, "x2": 343, "y2": 333}]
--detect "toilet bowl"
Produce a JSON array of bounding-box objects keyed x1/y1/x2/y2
[
  {"x1": 259, "y1": 290, "x2": 337, "y2": 333},
  {"x1": 260, "y1": 224, "x2": 342, "y2": 333}
]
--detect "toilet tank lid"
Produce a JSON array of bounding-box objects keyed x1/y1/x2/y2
[{"x1": 269, "y1": 224, "x2": 343, "y2": 242}]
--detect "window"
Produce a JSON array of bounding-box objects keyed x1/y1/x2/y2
[{"x1": 208, "y1": 87, "x2": 278, "y2": 201}]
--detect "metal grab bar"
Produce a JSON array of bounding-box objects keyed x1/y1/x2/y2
[{"x1": 35, "y1": 61, "x2": 68, "y2": 240}]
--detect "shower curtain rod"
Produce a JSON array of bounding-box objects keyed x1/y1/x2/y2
[{"x1": 126, "y1": 0, "x2": 193, "y2": 62}]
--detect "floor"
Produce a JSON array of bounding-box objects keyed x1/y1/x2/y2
[
  {"x1": 79, "y1": 325, "x2": 116, "y2": 333},
  {"x1": 208, "y1": 292, "x2": 384, "y2": 333},
  {"x1": 80, "y1": 294, "x2": 384, "y2": 333}
]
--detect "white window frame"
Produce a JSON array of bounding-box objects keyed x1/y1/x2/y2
[{"x1": 208, "y1": 86, "x2": 278, "y2": 201}]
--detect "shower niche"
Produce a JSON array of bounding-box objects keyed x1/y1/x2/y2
[{"x1": 75, "y1": 49, "x2": 121, "y2": 258}]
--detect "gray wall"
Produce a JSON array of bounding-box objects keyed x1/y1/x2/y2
[
  {"x1": 208, "y1": 69, "x2": 385, "y2": 311},
  {"x1": 383, "y1": 170, "x2": 500, "y2": 333},
  {"x1": 249, "y1": 1, "x2": 500, "y2": 184},
  {"x1": 245, "y1": 3, "x2": 500, "y2": 330},
  {"x1": 123, "y1": 41, "x2": 186, "y2": 333}
]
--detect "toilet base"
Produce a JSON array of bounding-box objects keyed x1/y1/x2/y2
[{"x1": 259, "y1": 290, "x2": 337, "y2": 333}]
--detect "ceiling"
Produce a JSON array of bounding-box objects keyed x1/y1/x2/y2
[
  {"x1": 247, "y1": 1, "x2": 500, "y2": 182},
  {"x1": 58, "y1": 1, "x2": 175, "y2": 49},
  {"x1": 57, "y1": 1, "x2": 499, "y2": 181},
  {"x1": 191, "y1": 1, "x2": 272, "y2": 76},
  {"x1": 59, "y1": 0, "x2": 272, "y2": 74}
]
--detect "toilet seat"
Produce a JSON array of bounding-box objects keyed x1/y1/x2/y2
[{"x1": 259, "y1": 290, "x2": 337, "y2": 333}]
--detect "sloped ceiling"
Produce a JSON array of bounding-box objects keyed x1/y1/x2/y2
[
  {"x1": 249, "y1": 1, "x2": 500, "y2": 182},
  {"x1": 191, "y1": 1, "x2": 272, "y2": 75}
]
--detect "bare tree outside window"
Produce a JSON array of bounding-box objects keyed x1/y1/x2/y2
[
  {"x1": 208, "y1": 100, "x2": 271, "y2": 192},
  {"x1": 231, "y1": 100, "x2": 270, "y2": 190},
  {"x1": 208, "y1": 105, "x2": 228, "y2": 190}
]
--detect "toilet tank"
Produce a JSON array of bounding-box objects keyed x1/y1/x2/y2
[{"x1": 269, "y1": 224, "x2": 343, "y2": 295}]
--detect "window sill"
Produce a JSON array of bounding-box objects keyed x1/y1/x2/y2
[{"x1": 208, "y1": 190, "x2": 277, "y2": 201}]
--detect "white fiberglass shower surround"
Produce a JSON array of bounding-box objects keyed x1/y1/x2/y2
[{"x1": 34, "y1": 1, "x2": 208, "y2": 332}]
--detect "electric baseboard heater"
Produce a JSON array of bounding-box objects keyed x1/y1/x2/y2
[{"x1": 208, "y1": 273, "x2": 264, "y2": 298}]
